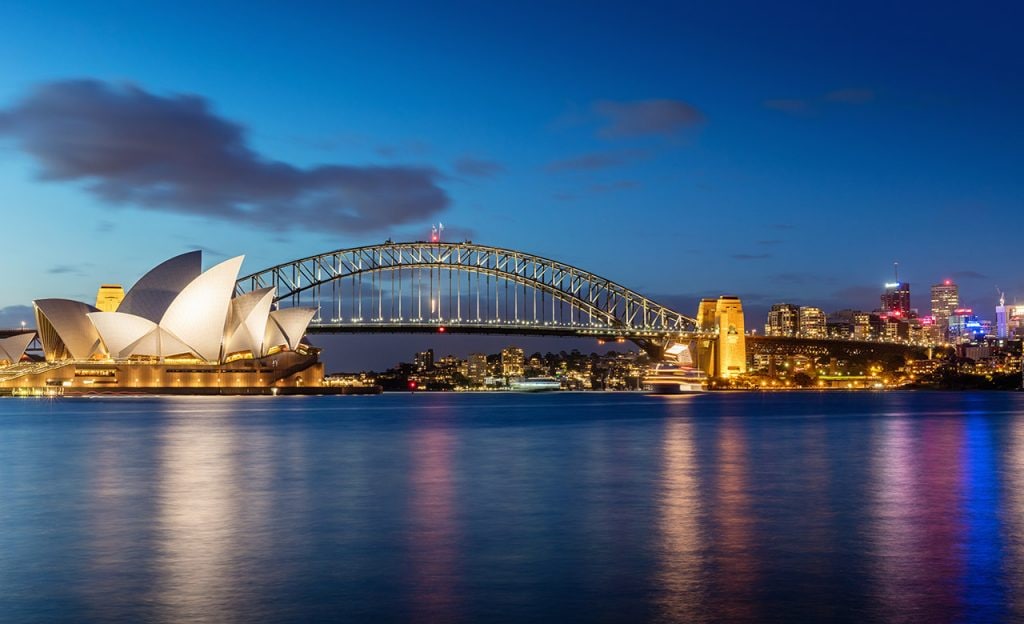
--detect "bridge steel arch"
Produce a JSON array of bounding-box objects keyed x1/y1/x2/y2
[{"x1": 235, "y1": 242, "x2": 698, "y2": 336}]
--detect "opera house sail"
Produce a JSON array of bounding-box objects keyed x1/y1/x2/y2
[{"x1": 1, "y1": 251, "x2": 328, "y2": 395}]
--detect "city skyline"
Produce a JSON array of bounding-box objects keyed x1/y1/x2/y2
[{"x1": 1, "y1": 2, "x2": 1021, "y2": 368}]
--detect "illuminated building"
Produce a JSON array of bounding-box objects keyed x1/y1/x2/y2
[
  {"x1": 2, "y1": 251, "x2": 322, "y2": 394},
  {"x1": 467, "y1": 353, "x2": 487, "y2": 385},
  {"x1": 766, "y1": 303, "x2": 799, "y2": 337},
  {"x1": 881, "y1": 282, "x2": 911, "y2": 317},
  {"x1": 501, "y1": 346, "x2": 524, "y2": 377},
  {"x1": 948, "y1": 308, "x2": 985, "y2": 343},
  {"x1": 414, "y1": 349, "x2": 435, "y2": 372},
  {"x1": 94, "y1": 284, "x2": 125, "y2": 312},
  {"x1": 798, "y1": 306, "x2": 826, "y2": 339},
  {"x1": 996, "y1": 291, "x2": 1008, "y2": 338},
  {"x1": 931, "y1": 280, "x2": 958, "y2": 338}
]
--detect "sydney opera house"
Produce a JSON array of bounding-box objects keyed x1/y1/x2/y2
[{"x1": 0, "y1": 251, "x2": 327, "y2": 394}]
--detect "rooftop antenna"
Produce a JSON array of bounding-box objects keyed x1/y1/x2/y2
[
  {"x1": 996, "y1": 286, "x2": 1005, "y2": 307},
  {"x1": 893, "y1": 261, "x2": 899, "y2": 283}
]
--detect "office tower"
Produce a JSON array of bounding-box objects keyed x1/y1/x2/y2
[
  {"x1": 798, "y1": 306, "x2": 826, "y2": 338},
  {"x1": 766, "y1": 303, "x2": 800, "y2": 336},
  {"x1": 881, "y1": 282, "x2": 911, "y2": 316}
]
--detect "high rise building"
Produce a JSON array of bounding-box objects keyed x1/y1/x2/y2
[
  {"x1": 466, "y1": 353, "x2": 487, "y2": 385},
  {"x1": 798, "y1": 306, "x2": 826, "y2": 338},
  {"x1": 996, "y1": 291, "x2": 1008, "y2": 338},
  {"x1": 501, "y1": 346, "x2": 524, "y2": 377},
  {"x1": 930, "y1": 280, "x2": 959, "y2": 336},
  {"x1": 766, "y1": 303, "x2": 800, "y2": 337},
  {"x1": 414, "y1": 349, "x2": 434, "y2": 372},
  {"x1": 881, "y1": 282, "x2": 911, "y2": 317},
  {"x1": 94, "y1": 284, "x2": 125, "y2": 313}
]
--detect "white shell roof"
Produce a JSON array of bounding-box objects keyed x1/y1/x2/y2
[
  {"x1": 224, "y1": 287, "x2": 275, "y2": 357},
  {"x1": 34, "y1": 299, "x2": 104, "y2": 360},
  {"x1": 0, "y1": 332, "x2": 34, "y2": 364},
  {"x1": 118, "y1": 250, "x2": 202, "y2": 323},
  {"x1": 159, "y1": 256, "x2": 245, "y2": 362},
  {"x1": 266, "y1": 307, "x2": 316, "y2": 352}
]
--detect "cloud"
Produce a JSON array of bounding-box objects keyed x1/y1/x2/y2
[
  {"x1": 453, "y1": 156, "x2": 504, "y2": 178},
  {"x1": 757, "y1": 239, "x2": 784, "y2": 246},
  {"x1": 0, "y1": 79, "x2": 449, "y2": 234},
  {"x1": 545, "y1": 149, "x2": 648, "y2": 172},
  {"x1": 731, "y1": 253, "x2": 772, "y2": 261},
  {"x1": 951, "y1": 270, "x2": 989, "y2": 281},
  {"x1": 765, "y1": 87, "x2": 875, "y2": 115},
  {"x1": 823, "y1": 88, "x2": 875, "y2": 104},
  {"x1": 47, "y1": 264, "x2": 86, "y2": 275},
  {"x1": 588, "y1": 180, "x2": 639, "y2": 193},
  {"x1": 593, "y1": 99, "x2": 705, "y2": 138},
  {"x1": 0, "y1": 305, "x2": 34, "y2": 329}
]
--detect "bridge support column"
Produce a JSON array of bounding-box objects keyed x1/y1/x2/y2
[{"x1": 694, "y1": 296, "x2": 747, "y2": 379}]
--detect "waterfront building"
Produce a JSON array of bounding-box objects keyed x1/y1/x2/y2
[
  {"x1": 3, "y1": 251, "x2": 321, "y2": 393},
  {"x1": 798, "y1": 306, "x2": 827, "y2": 339},
  {"x1": 501, "y1": 346, "x2": 524, "y2": 377},
  {"x1": 94, "y1": 284, "x2": 125, "y2": 312},
  {"x1": 467, "y1": 353, "x2": 487, "y2": 385},
  {"x1": 766, "y1": 303, "x2": 800, "y2": 337},
  {"x1": 881, "y1": 282, "x2": 911, "y2": 317}
]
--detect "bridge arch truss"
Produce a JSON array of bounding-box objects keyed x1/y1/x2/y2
[{"x1": 235, "y1": 242, "x2": 697, "y2": 336}]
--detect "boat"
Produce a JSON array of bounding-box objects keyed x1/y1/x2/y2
[
  {"x1": 643, "y1": 363, "x2": 707, "y2": 394},
  {"x1": 510, "y1": 376, "x2": 562, "y2": 392}
]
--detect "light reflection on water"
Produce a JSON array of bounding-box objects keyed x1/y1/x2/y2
[{"x1": 2, "y1": 392, "x2": 1024, "y2": 623}]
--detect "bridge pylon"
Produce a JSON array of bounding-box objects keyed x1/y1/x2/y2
[{"x1": 692, "y1": 296, "x2": 747, "y2": 379}]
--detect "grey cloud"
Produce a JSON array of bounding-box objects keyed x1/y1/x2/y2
[
  {"x1": 952, "y1": 270, "x2": 989, "y2": 281},
  {"x1": 0, "y1": 80, "x2": 449, "y2": 234},
  {"x1": 0, "y1": 305, "x2": 34, "y2": 329},
  {"x1": 765, "y1": 87, "x2": 876, "y2": 115},
  {"x1": 757, "y1": 239, "x2": 784, "y2": 246},
  {"x1": 454, "y1": 157, "x2": 504, "y2": 178},
  {"x1": 545, "y1": 149, "x2": 648, "y2": 173},
  {"x1": 593, "y1": 99, "x2": 705, "y2": 138},
  {"x1": 731, "y1": 253, "x2": 772, "y2": 261},
  {"x1": 47, "y1": 263, "x2": 91, "y2": 275},
  {"x1": 589, "y1": 180, "x2": 639, "y2": 193}
]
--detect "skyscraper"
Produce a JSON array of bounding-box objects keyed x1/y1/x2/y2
[
  {"x1": 766, "y1": 303, "x2": 800, "y2": 336},
  {"x1": 880, "y1": 282, "x2": 911, "y2": 316},
  {"x1": 931, "y1": 280, "x2": 959, "y2": 339}
]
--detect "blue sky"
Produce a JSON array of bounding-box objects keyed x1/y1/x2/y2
[{"x1": 0, "y1": 1, "x2": 1021, "y2": 366}]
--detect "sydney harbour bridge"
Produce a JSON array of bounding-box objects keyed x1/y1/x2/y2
[{"x1": 233, "y1": 240, "x2": 930, "y2": 374}]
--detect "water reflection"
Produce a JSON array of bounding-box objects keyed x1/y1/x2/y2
[
  {"x1": 870, "y1": 416, "x2": 965, "y2": 622},
  {"x1": 656, "y1": 417, "x2": 705, "y2": 621},
  {"x1": 154, "y1": 416, "x2": 242, "y2": 622},
  {"x1": 713, "y1": 417, "x2": 756, "y2": 620},
  {"x1": 407, "y1": 420, "x2": 461, "y2": 622}
]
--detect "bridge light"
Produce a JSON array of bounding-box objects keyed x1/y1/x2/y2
[{"x1": 438, "y1": 326, "x2": 446, "y2": 333}]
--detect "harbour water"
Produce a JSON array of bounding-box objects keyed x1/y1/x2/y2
[{"x1": 2, "y1": 391, "x2": 1024, "y2": 622}]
